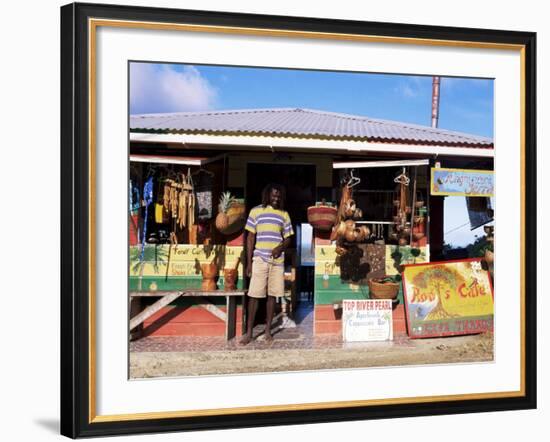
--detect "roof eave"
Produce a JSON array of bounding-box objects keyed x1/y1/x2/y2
[{"x1": 129, "y1": 132, "x2": 494, "y2": 158}]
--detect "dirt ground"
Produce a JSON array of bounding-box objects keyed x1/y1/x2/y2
[{"x1": 129, "y1": 332, "x2": 493, "y2": 378}]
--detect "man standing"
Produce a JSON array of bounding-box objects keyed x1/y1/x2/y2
[{"x1": 239, "y1": 183, "x2": 294, "y2": 345}]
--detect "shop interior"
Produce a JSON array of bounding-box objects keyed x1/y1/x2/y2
[{"x1": 129, "y1": 143, "x2": 449, "y2": 333}]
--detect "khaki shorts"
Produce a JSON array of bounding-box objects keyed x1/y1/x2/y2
[{"x1": 247, "y1": 256, "x2": 285, "y2": 298}]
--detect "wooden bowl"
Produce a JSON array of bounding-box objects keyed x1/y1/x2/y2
[
  {"x1": 345, "y1": 229, "x2": 358, "y2": 242},
  {"x1": 354, "y1": 228, "x2": 365, "y2": 242},
  {"x1": 344, "y1": 220, "x2": 356, "y2": 230},
  {"x1": 333, "y1": 221, "x2": 347, "y2": 238}
]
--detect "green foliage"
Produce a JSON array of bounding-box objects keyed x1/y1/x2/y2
[
  {"x1": 465, "y1": 236, "x2": 491, "y2": 257},
  {"x1": 444, "y1": 236, "x2": 493, "y2": 258},
  {"x1": 390, "y1": 246, "x2": 424, "y2": 273}
]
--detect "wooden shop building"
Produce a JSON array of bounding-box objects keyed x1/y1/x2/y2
[{"x1": 129, "y1": 108, "x2": 494, "y2": 338}]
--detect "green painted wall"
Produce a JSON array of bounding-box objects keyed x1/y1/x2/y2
[{"x1": 314, "y1": 275, "x2": 404, "y2": 305}]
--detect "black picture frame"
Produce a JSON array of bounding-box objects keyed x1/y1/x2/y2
[{"x1": 61, "y1": 2, "x2": 537, "y2": 438}]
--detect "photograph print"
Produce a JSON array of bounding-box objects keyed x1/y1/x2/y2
[{"x1": 128, "y1": 61, "x2": 495, "y2": 379}]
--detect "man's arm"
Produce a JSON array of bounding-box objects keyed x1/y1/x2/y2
[
  {"x1": 272, "y1": 213, "x2": 294, "y2": 259},
  {"x1": 246, "y1": 231, "x2": 256, "y2": 277},
  {"x1": 271, "y1": 236, "x2": 291, "y2": 259}
]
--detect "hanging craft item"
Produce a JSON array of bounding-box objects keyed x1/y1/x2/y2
[
  {"x1": 163, "y1": 172, "x2": 194, "y2": 231},
  {"x1": 140, "y1": 177, "x2": 153, "y2": 248},
  {"x1": 195, "y1": 191, "x2": 212, "y2": 220},
  {"x1": 188, "y1": 191, "x2": 195, "y2": 227},
  {"x1": 129, "y1": 180, "x2": 141, "y2": 213},
  {"x1": 137, "y1": 176, "x2": 154, "y2": 290},
  {"x1": 154, "y1": 203, "x2": 164, "y2": 224},
  {"x1": 307, "y1": 200, "x2": 338, "y2": 231},
  {"x1": 177, "y1": 179, "x2": 187, "y2": 230},
  {"x1": 153, "y1": 177, "x2": 168, "y2": 225},
  {"x1": 215, "y1": 191, "x2": 246, "y2": 235},
  {"x1": 392, "y1": 168, "x2": 412, "y2": 246},
  {"x1": 330, "y1": 170, "x2": 365, "y2": 243},
  {"x1": 193, "y1": 169, "x2": 214, "y2": 221},
  {"x1": 163, "y1": 182, "x2": 171, "y2": 213},
  {"x1": 336, "y1": 181, "x2": 353, "y2": 222},
  {"x1": 187, "y1": 169, "x2": 195, "y2": 227},
  {"x1": 129, "y1": 180, "x2": 140, "y2": 246}
]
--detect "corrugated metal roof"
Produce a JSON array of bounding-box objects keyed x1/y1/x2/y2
[{"x1": 130, "y1": 108, "x2": 493, "y2": 148}]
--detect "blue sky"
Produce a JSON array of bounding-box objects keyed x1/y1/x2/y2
[
  {"x1": 130, "y1": 62, "x2": 494, "y2": 246},
  {"x1": 130, "y1": 62, "x2": 493, "y2": 137}
]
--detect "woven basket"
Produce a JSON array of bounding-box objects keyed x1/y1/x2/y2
[
  {"x1": 217, "y1": 203, "x2": 246, "y2": 235},
  {"x1": 307, "y1": 205, "x2": 338, "y2": 231},
  {"x1": 368, "y1": 278, "x2": 400, "y2": 300}
]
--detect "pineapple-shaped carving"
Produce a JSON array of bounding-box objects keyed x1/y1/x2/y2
[
  {"x1": 215, "y1": 192, "x2": 246, "y2": 235},
  {"x1": 215, "y1": 191, "x2": 233, "y2": 232}
]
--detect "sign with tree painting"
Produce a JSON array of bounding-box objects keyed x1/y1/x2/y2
[{"x1": 402, "y1": 258, "x2": 494, "y2": 338}]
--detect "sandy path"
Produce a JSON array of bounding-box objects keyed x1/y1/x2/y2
[{"x1": 130, "y1": 332, "x2": 493, "y2": 378}]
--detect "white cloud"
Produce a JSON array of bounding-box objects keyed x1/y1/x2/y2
[
  {"x1": 394, "y1": 76, "x2": 427, "y2": 99},
  {"x1": 130, "y1": 63, "x2": 218, "y2": 114},
  {"x1": 401, "y1": 84, "x2": 419, "y2": 98},
  {"x1": 441, "y1": 76, "x2": 492, "y2": 92}
]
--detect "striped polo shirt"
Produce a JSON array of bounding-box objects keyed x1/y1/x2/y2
[{"x1": 245, "y1": 204, "x2": 294, "y2": 265}]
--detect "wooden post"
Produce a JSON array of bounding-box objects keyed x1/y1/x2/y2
[
  {"x1": 129, "y1": 296, "x2": 142, "y2": 341},
  {"x1": 226, "y1": 295, "x2": 237, "y2": 340}
]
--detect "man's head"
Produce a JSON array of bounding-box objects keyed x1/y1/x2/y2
[{"x1": 261, "y1": 183, "x2": 286, "y2": 210}]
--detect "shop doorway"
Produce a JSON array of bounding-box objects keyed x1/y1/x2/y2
[{"x1": 246, "y1": 163, "x2": 316, "y2": 327}]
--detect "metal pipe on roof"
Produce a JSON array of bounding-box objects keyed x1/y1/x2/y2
[{"x1": 431, "y1": 76, "x2": 441, "y2": 128}]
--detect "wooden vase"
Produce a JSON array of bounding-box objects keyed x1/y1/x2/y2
[
  {"x1": 201, "y1": 263, "x2": 218, "y2": 291},
  {"x1": 223, "y1": 268, "x2": 238, "y2": 291}
]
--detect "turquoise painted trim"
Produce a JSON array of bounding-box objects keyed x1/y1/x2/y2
[
  {"x1": 314, "y1": 275, "x2": 404, "y2": 305},
  {"x1": 129, "y1": 276, "x2": 244, "y2": 292}
]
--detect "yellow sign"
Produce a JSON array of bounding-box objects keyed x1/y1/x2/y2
[
  {"x1": 129, "y1": 245, "x2": 244, "y2": 277},
  {"x1": 402, "y1": 259, "x2": 494, "y2": 338},
  {"x1": 314, "y1": 245, "x2": 341, "y2": 276},
  {"x1": 431, "y1": 167, "x2": 494, "y2": 197}
]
